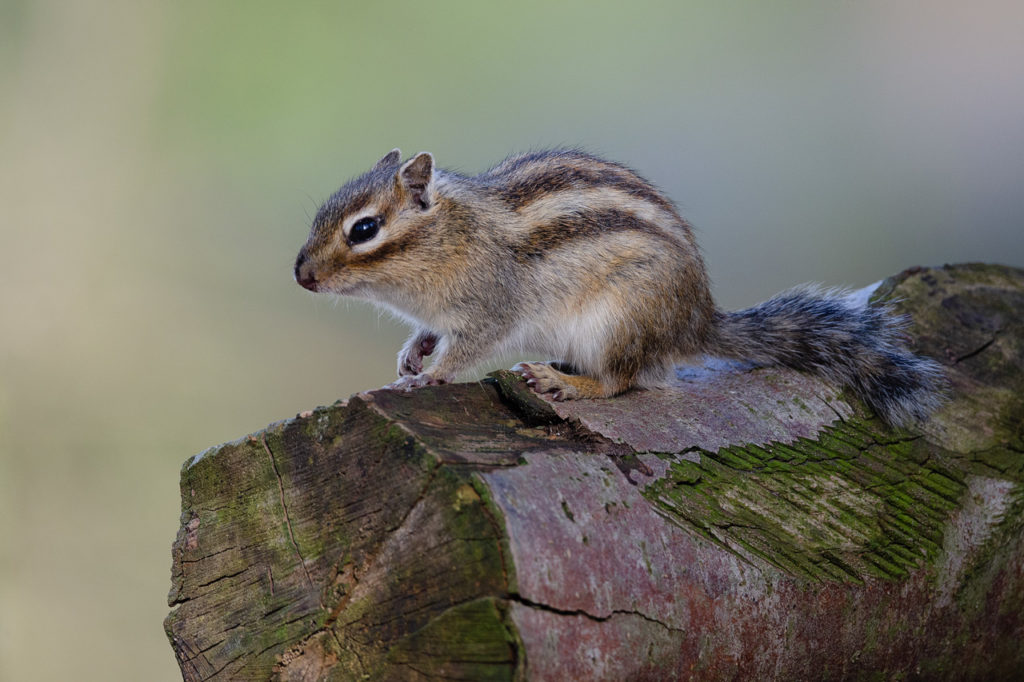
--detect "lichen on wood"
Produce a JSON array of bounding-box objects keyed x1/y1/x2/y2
[{"x1": 166, "y1": 263, "x2": 1024, "y2": 680}]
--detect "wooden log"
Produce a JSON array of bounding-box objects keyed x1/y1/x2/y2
[{"x1": 165, "y1": 263, "x2": 1024, "y2": 680}]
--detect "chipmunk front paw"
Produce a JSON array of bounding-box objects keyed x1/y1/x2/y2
[
  {"x1": 397, "y1": 333, "x2": 439, "y2": 376},
  {"x1": 511, "y1": 362, "x2": 578, "y2": 401},
  {"x1": 385, "y1": 371, "x2": 450, "y2": 392}
]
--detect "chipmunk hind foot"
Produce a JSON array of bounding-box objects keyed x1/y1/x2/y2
[{"x1": 512, "y1": 362, "x2": 630, "y2": 401}]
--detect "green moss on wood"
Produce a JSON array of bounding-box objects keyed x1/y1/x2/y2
[
  {"x1": 169, "y1": 263, "x2": 1024, "y2": 679},
  {"x1": 383, "y1": 598, "x2": 516, "y2": 680},
  {"x1": 644, "y1": 419, "x2": 969, "y2": 582}
]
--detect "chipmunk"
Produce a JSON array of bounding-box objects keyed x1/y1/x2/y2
[{"x1": 294, "y1": 148, "x2": 944, "y2": 426}]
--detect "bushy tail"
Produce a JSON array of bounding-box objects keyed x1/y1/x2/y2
[{"x1": 711, "y1": 285, "x2": 945, "y2": 427}]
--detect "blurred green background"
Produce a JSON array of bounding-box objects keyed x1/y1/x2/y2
[{"x1": 1, "y1": 1, "x2": 1022, "y2": 678}]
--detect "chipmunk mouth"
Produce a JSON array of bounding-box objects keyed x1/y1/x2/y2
[{"x1": 320, "y1": 278, "x2": 363, "y2": 297}]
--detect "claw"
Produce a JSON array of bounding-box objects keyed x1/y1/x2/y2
[
  {"x1": 512, "y1": 361, "x2": 578, "y2": 399},
  {"x1": 385, "y1": 372, "x2": 449, "y2": 392}
]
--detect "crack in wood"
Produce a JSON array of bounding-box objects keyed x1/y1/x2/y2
[
  {"x1": 508, "y1": 593, "x2": 686, "y2": 635},
  {"x1": 819, "y1": 392, "x2": 849, "y2": 422},
  {"x1": 195, "y1": 567, "x2": 248, "y2": 589},
  {"x1": 172, "y1": 635, "x2": 216, "y2": 682},
  {"x1": 954, "y1": 331, "x2": 1001, "y2": 364},
  {"x1": 384, "y1": 459, "x2": 442, "y2": 536},
  {"x1": 180, "y1": 545, "x2": 239, "y2": 565},
  {"x1": 261, "y1": 433, "x2": 318, "y2": 604}
]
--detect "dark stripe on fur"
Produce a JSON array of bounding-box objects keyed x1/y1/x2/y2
[
  {"x1": 314, "y1": 163, "x2": 401, "y2": 234},
  {"x1": 346, "y1": 199, "x2": 473, "y2": 268},
  {"x1": 482, "y1": 150, "x2": 675, "y2": 212},
  {"x1": 498, "y1": 168, "x2": 673, "y2": 212},
  {"x1": 510, "y1": 208, "x2": 681, "y2": 262}
]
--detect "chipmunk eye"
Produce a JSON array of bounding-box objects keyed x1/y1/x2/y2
[{"x1": 348, "y1": 216, "x2": 380, "y2": 245}]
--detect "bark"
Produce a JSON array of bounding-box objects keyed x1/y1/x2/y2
[{"x1": 166, "y1": 263, "x2": 1024, "y2": 681}]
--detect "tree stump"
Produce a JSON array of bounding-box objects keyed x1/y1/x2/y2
[{"x1": 165, "y1": 263, "x2": 1024, "y2": 680}]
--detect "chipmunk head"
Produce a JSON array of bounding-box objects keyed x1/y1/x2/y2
[{"x1": 294, "y1": 148, "x2": 438, "y2": 296}]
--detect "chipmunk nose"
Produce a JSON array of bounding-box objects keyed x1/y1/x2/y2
[{"x1": 294, "y1": 249, "x2": 319, "y2": 291}]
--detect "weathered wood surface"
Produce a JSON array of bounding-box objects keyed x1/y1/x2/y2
[{"x1": 166, "y1": 263, "x2": 1024, "y2": 680}]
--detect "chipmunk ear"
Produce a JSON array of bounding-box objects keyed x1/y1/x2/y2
[
  {"x1": 399, "y1": 152, "x2": 435, "y2": 210},
  {"x1": 373, "y1": 148, "x2": 402, "y2": 171}
]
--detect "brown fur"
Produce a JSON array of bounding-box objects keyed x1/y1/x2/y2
[{"x1": 295, "y1": 148, "x2": 943, "y2": 425}]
